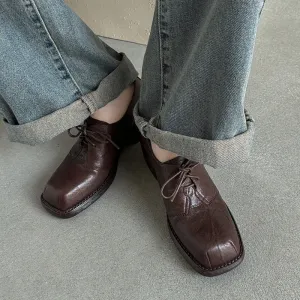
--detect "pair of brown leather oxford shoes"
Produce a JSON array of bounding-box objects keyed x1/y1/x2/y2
[{"x1": 41, "y1": 83, "x2": 244, "y2": 277}]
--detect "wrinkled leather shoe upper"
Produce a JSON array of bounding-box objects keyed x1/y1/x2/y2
[
  {"x1": 42, "y1": 80, "x2": 140, "y2": 217},
  {"x1": 42, "y1": 114, "x2": 138, "y2": 215},
  {"x1": 141, "y1": 137, "x2": 243, "y2": 273}
]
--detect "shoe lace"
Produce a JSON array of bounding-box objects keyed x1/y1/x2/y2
[
  {"x1": 68, "y1": 123, "x2": 120, "y2": 149},
  {"x1": 161, "y1": 162, "x2": 200, "y2": 202}
]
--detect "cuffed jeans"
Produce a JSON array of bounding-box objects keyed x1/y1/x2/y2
[{"x1": 0, "y1": 0, "x2": 265, "y2": 167}]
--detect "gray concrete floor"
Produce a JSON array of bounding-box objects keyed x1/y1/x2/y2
[{"x1": 1, "y1": 1, "x2": 300, "y2": 299}]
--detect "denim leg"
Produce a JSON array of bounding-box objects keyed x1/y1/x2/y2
[
  {"x1": 0, "y1": 0, "x2": 138, "y2": 144},
  {"x1": 134, "y1": 0, "x2": 265, "y2": 167}
]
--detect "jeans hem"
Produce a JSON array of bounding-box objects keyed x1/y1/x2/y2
[
  {"x1": 4, "y1": 54, "x2": 138, "y2": 145},
  {"x1": 134, "y1": 106, "x2": 255, "y2": 168}
]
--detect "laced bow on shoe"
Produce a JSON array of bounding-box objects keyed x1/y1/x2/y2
[
  {"x1": 68, "y1": 124, "x2": 120, "y2": 149},
  {"x1": 161, "y1": 161, "x2": 200, "y2": 202}
]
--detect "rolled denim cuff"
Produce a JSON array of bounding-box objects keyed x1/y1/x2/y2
[
  {"x1": 134, "y1": 106, "x2": 255, "y2": 168},
  {"x1": 4, "y1": 54, "x2": 138, "y2": 145}
]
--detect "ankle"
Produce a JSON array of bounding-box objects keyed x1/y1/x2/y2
[
  {"x1": 91, "y1": 84, "x2": 134, "y2": 124},
  {"x1": 151, "y1": 142, "x2": 178, "y2": 163}
]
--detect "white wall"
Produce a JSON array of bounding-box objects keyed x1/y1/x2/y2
[{"x1": 65, "y1": 0, "x2": 155, "y2": 44}]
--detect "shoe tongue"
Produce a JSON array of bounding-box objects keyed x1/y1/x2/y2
[
  {"x1": 164, "y1": 157, "x2": 198, "y2": 172},
  {"x1": 86, "y1": 117, "x2": 109, "y2": 127},
  {"x1": 85, "y1": 117, "x2": 113, "y2": 133},
  {"x1": 164, "y1": 156, "x2": 187, "y2": 166}
]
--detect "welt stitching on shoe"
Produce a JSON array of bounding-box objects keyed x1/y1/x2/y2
[
  {"x1": 42, "y1": 165, "x2": 117, "y2": 215},
  {"x1": 167, "y1": 218, "x2": 243, "y2": 271}
]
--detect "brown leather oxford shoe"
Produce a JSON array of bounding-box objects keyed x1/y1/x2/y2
[
  {"x1": 140, "y1": 137, "x2": 244, "y2": 276},
  {"x1": 41, "y1": 82, "x2": 140, "y2": 218}
]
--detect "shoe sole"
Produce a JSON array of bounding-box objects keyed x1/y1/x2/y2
[
  {"x1": 141, "y1": 139, "x2": 244, "y2": 276},
  {"x1": 41, "y1": 163, "x2": 118, "y2": 219}
]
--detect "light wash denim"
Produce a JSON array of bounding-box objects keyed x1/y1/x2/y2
[{"x1": 0, "y1": 0, "x2": 265, "y2": 167}]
